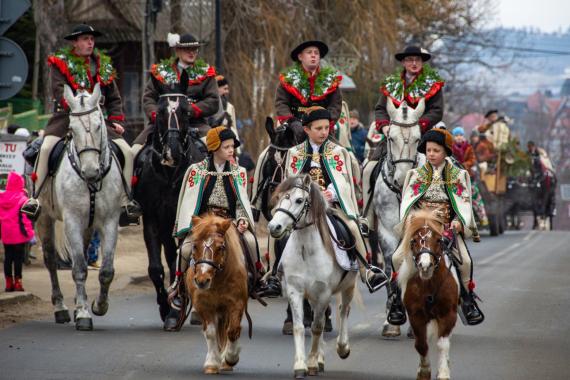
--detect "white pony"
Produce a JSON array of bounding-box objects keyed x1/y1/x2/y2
[
  {"x1": 268, "y1": 175, "x2": 358, "y2": 379},
  {"x1": 36, "y1": 83, "x2": 124, "y2": 331},
  {"x1": 371, "y1": 98, "x2": 426, "y2": 337}
]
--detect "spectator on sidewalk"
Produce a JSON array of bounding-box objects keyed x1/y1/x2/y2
[
  {"x1": 349, "y1": 109, "x2": 367, "y2": 163},
  {"x1": 0, "y1": 172, "x2": 35, "y2": 292}
]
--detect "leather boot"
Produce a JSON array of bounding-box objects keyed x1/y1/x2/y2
[
  {"x1": 386, "y1": 281, "x2": 406, "y2": 326},
  {"x1": 459, "y1": 291, "x2": 485, "y2": 326},
  {"x1": 13, "y1": 277, "x2": 24, "y2": 292},
  {"x1": 5, "y1": 276, "x2": 14, "y2": 292}
]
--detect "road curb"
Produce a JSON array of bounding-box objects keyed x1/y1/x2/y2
[{"x1": 0, "y1": 291, "x2": 35, "y2": 306}]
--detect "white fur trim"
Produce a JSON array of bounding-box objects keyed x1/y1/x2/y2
[{"x1": 167, "y1": 33, "x2": 180, "y2": 48}]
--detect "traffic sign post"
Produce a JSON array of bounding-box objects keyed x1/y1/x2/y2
[{"x1": 0, "y1": 0, "x2": 31, "y2": 36}]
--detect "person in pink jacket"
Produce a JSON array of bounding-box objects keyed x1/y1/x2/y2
[{"x1": 0, "y1": 172, "x2": 35, "y2": 292}]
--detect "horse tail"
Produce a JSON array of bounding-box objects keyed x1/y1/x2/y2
[{"x1": 55, "y1": 221, "x2": 72, "y2": 266}]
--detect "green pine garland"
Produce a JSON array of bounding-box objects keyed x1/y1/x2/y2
[
  {"x1": 382, "y1": 64, "x2": 443, "y2": 101},
  {"x1": 281, "y1": 63, "x2": 339, "y2": 99},
  {"x1": 153, "y1": 56, "x2": 211, "y2": 84},
  {"x1": 54, "y1": 46, "x2": 115, "y2": 89}
]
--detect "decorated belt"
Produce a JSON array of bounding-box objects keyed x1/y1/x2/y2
[
  {"x1": 207, "y1": 206, "x2": 231, "y2": 219},
  {"x1": 419, "y1": 200, "x2": 451, "y2": 224}
]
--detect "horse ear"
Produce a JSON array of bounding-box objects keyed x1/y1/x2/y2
[
  {"x1": 179, "y1": 70, "x2": 189, "y2": 94},
  {"x1": 387, "y1": 98, "x2": 398, "y2": 119},
  {"x1": 63, "y1": 85, "x2": 76, "y2": 110},
  {"x1": 303, "y1": 174, "x2": 312, "y2": 187},
  {"x1": 219, "y1": 219, "x2": 232, "y2": 233},
  {"x1": 414, "y1": 98, "x2": 426, "y2": 118},
  {"x1": 265, "y1": 117, "x2": 275, "y2": 141},
  {"x1": 89, "y1": 83, "x2": 102, "y2": 108}
]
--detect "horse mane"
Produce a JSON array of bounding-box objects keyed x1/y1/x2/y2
[
  {"x1": 273, "y1": 175, "x2": 335, "y2": 256},
  {"x1": 401, "y1": 209, "x2": 444, "y2": 255},
  {"x1": 191, "y1": 214, "x2": 243, "y2": 274}
]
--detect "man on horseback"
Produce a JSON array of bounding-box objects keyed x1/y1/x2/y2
[
  {"x1": 387, "y1": 128, "x2": 484, "y2": 326},
  {"x1": 21, "y1": 24, "x2": 141, "y2": 222},
  {"x1": 275, "y1": 40, "x2": 343, "y2": 131},
  {"x1": 164, "y1": 127, "x2": 263, "y2": 331},
  {"x1": 362, "y1": 46, "x2": 444, "y2": 230},
  {"x1": 132, "y1": 32, "x2": 219, "y2": 155}
]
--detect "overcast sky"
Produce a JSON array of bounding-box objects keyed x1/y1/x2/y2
[{"x1": 496, "y1": 0, "x2": 570, "y2": 32}]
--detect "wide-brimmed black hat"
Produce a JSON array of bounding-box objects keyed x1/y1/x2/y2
[
  {"x1": 302, "y1": 106, "x2": 331, "y2": 126},
  {"x1": 64, "y1": 24, "x2": 103, "y2": 40},
  {"x1": 290, "y1": 40, "x2": 329, "y2": 62},
  {"x1": 168, "y1": 33, "x2": 205, "y2": 48},
  {"x1": 418, "y1": 128, "x2": 453, "y2": 156},
  {"x1": 395, "y1": 46, "x2": 431, "y2": 62},
  {"x1": 484, "y1": 109, "x2": 498, "y2": 118}
]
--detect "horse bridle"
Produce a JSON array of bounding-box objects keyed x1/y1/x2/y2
[
  {"x1": 68, "y1": 105, "x2": 110, "y2": 185},
  {"x1": 274, "y1": 184, "x2": 312, "y2": 230},
  {"x1": 383, "y1": 120, "x2": 420, "y2": 198},
  {"x1": 412, "y1": 226, "x2": 443, "y2": 269},
  {"x1": 157, "y1": 93, "x2": 189, "y2": 151},
  {"x1": 192, "y1": 235, "x2": 225, "y2": 272}
]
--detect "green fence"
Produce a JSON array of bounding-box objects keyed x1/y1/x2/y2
[{"x1": 0, "y1": 100, "x2": 51, "y2": 132}]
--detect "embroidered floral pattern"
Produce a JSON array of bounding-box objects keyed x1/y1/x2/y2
[
  {"x1": 328, "y1": 154, "x2": 344, "y2": 172},
  {"x1": 280, "y1": 63, "x2": 341, "y2": 104},
  {"x1": 291, "y1": 156, "x2": 302, "y2": 174},
  {"x1": 381, "y1": 64, "x2": 444, "y2": 104},
  {"x1": 48, "y1": 46, "x2": 115, "y2": 91},
  {"x1": 151, "y1": 57, "x2": 215, "y2": 85}
]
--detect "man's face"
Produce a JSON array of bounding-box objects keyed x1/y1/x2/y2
[
  {"x1": 176, "y1": 47, "x2": 199, "y2": 65},
  {"x1": 304, "y1": 119, "x2": 329, "y2": 145},
  {"x1": 402, "y1": 55, "x2": 423, "y2": 76},
  {"x1": 297, "y1": 47, "x2": 320, "y2": 72},
  {"x1": 487, "y1": 113, "x2": 498, "y2": 123},
  {"x1": 72, "y1": 35, "x2": 95, "y2": 57},
  {"x1": 218, "y1": 84, "x2": 229, "y2": 97}
]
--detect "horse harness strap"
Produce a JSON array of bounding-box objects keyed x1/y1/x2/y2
[{"x1": 381, "y1": 157, "x2": 402, "y2": 202}]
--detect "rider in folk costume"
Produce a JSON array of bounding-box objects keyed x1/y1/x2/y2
[
  {"x1": 21, "y1": 24, "x2": 141, "y2": 221},
  {"x1": 275, "y1": 40, "x2": 343, "y2": 130},
  {"x1": 452, "y1": 126, "x2": 489, "y2": 227},
  {"x1": 387, "y1": 128, "x2": 484, "y2": 327},
  {"x1": 132, "y1": 33, "x2": 219, "y2": 155},
  {"x1": 362, "y1": 45, "x2": 445, "y2": 235},
  {"x1": 164, "y1": 127, "x2": 262, "y2": 330},
  {"x1": 478, "y1": 109, "x2": 510, "y2": 150}
]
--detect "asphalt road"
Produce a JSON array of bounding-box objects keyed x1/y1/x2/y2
[{"x1": 0, "y1": 230, "x2": 568, "y2": 380}]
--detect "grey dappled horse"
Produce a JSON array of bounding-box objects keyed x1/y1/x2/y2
[
  {"x1": 372, "y1": 98, "x2": 426, "y2": 337},
  {"x1": 36, "y1": 84, "x2": 123, "y2": 331}
]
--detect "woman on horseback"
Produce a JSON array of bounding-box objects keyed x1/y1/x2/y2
[
  {"x1": 387, "y1": 127, "x2": 484, "y2": 326},
  {"x1": 164, "y1": 127, "x2": 263, "y2": 330}
]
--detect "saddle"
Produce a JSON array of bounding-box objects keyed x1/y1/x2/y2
[
  {"x1": 326, "y1": 211, "x2": 358, "y2": 266},
  {"x1": 47, "y1": 139, "x2": 125, "y2": 176}
]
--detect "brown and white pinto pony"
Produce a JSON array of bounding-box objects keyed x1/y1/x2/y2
[
  {"x1": 399, "y1": 210, "x2": 459, "y2": 380},
  {"x1": 185, "y1": 214, "x2": 249, "y2": 374}
]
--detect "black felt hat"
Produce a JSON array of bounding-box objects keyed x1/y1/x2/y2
[
  {"x1": 302, "y1": 106, "x2": 331, "y2": 126},
  {"x1": 395, "y1": 46, "x2": 431, "y2": 62},
  {"x1": 64, "y1": 24, "x2": 103, "y2": 40},
  {"x1": 290, "y1": 40, "x2": 329, "y2": 62},
  {"x1": 484, "y1": 109, "x2": 499, "y2": 118},
  {"x1": 168, "y1": 33, "x2": 205, "y2": 48},
  {"x1": 418, "y1": 128, "x2": 453, "y2": 156}
]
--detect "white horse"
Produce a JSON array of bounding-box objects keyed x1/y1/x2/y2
[
  {"x1": 268, "y1": 175, "x2": 358, "y2": 378},
  {"x1": 36, "y1": 83, "x2": 123, "y2": 331},
  {"x1": 372, "y1": 98, "x2": 426, "y2": 337}
]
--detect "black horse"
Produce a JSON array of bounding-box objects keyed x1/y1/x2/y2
[{"x1": 133, "y1": 71, "x2": 206, "y2": 321}]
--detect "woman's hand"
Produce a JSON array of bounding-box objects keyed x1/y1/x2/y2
[{"x1": 237, "y1": 219, "x2": 249, "y2": 234}]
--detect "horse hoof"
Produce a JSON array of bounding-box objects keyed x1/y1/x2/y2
[
  {"x1": 282, "y1": 321, "x2": 293, "y2": 335},
  {"x1": 318, "y1": 362, "x2": 324, "y2": 372},
  {"x1": 54, "y1": 310, "x2": 71, "y2": 324},
  {"x1": 159, "y1": 303, "x2": 170, "y2": 322},
  {"x1": 416, "y1": 368, "x2": 431, "y2": 380},
  {"x1": 204, "y1": 366, "x2": 219, "y2": 375},
  {"x1": 220, "y1": 362, "x2": 234, "y2": 372},
  {"x1": 337, "y1": 344, "x2": 350, "y2": 359},
  {"x1": 407, "y1": 326, "x2": 415, "y2": 339},
  {"x1": 75, "y1": 318, "x2": 93, "y2": 331},
  {"x1": 307, "y1": 367, "x2": 318, "y2": 376},
  {"x1": 190, "y1": 311, "x2": 202, "y2": 325},
  {"x1": 225, "y1": 357, "x2": 239, "y2": 367},
  {"x1": 381, "y1": 324, "x2": 401, "y2": 338},
  {"x1": 163, "y1": 317, "x2": 181, "y2": 332},
  {"x1": 294, "y1": 369, "x2": 307, "y2": 379},
  {"x1": 91, "y1": 300, "x2": 108, "y2": 316}
]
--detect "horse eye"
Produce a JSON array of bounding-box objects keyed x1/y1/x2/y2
[{"x1": 295, "y1": 198, "x2": 303, "y2": 204}]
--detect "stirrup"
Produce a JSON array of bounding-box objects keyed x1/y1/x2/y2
[
  {"x1": 21, "y1": 199, "x2": 41, "y2": 221},
  {"x1": 365, "y1": 265, "x2": 388, "y2": 293}
]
